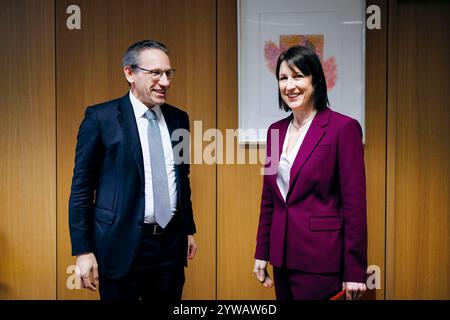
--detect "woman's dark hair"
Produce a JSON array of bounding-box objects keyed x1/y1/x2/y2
[{"x1": 275, "y1": 45, "x2": 329, "y2": 112}]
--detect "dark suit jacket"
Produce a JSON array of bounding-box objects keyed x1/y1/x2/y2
[
  {"x1": 255, "y1": 107, "x2": 367, "y2": 283},
  {"x1": 69, "y1": 93, "x2": 196, "y2": 279}
]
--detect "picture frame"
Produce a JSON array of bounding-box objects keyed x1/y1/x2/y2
[{"x1": 237, "y1": 0, "x2": 366, "y2": 144}]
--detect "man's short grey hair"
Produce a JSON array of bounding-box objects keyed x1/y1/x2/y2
[{"x1": 122, "y1": 40, "x2": 168, "y2": 69}]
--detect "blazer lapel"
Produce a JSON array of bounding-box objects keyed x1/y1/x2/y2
[
  {"x1": 271, "y1": 114, "x2": 292, "y2": 202},
  {"x1": 117, "y1": 94, "x2": 145, "y2": 186},
  {"x1": 160, "y1": 105, "x2": 182, "y2": 188},
  {"x1": 287, "y1": 107, "x2": 330, "y2": 200},
  {"x1": 160, "y1": 105, "x2": 179, "y2": 150}
]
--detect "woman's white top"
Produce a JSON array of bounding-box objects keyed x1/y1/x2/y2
[{"x1": 276, "y1": 112, "x2": 316, "y2": 201}]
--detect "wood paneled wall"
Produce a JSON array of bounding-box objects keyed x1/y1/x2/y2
[
  {"x1": 217, "y1": 0, "x2": 274, "y2": 299},
  {"x1": 0, "y1": 0, "x2": 56, "y2": 299},
  {"x1": 55, "y1": 0, "x2": 216, "y2": 300},
  {"x1": 387, "y1": 0, "x2": 450, "y2": 299},
  {"x1": 364, "y1": 0, "x2": 388, "y2": 300}
]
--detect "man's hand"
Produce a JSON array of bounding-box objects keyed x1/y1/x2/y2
[
  {"x1": 343, "y1": 281, "x2": 366, "y2": 300},
  {"x1": 76, "y1": 253, "x2": 99, "y2": 291},
  {"x1": 187, "y1": 235, "x2": 197, "y2": 260},
  {"x1": 253, "y1": 259, "x2": 273, "y2": 288}
]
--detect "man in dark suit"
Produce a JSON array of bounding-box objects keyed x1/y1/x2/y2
[{"x1": 69, "y1": 40, "x2": 197, "y2": 300}]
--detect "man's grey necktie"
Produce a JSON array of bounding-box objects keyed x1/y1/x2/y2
[{"x1": 146, "y1": 109, "x2": 171, "y2": 228}]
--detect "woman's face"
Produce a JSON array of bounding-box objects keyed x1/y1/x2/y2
[{"x1": 278, "y1": 61, "x2": 314, "y2": 111}]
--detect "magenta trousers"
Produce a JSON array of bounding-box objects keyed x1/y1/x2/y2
[{"x1": 273, "y1": 266, "x2": 342, "y2": 300}]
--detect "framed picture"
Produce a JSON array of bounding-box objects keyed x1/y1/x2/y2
[{"x1": 238, "y1": 0, "x2": 365, "y2": 143}]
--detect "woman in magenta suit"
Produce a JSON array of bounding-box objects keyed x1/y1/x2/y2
[{"x1": 253, "y1": 45, "x2": 367, "y2": 300}]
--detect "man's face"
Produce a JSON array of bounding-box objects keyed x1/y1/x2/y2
[{"x1": 124, "y1": 49, "x2": 172, "y2": 107}]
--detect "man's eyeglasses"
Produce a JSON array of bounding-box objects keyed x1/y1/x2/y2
[{"x1": 133, "y1": 66, "x2": 176, "y2": 80}]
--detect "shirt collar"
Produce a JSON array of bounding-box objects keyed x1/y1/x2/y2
[{"x1": 129, "y1": 90, "x2": 162, "y2": 121}]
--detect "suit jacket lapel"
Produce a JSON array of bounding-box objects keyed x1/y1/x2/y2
[
  {"x1": 277, "y1": 114, "x2": 292, "y2": 161},
  {"x1": 160, "y1": 104, "x2": 183, "y2": 188},
  {"x1": 160, "y1": 105, "x2": 179, "y2": 150},
  {"x1": 117, "y1": 94, "x2": 145, "y2": 186},
  {"x1": 271, "y1": 114, "x2": 292, "y2": 202},
  {"x1": 287, "y1": 107, "x2": 330, "y2": 200}
]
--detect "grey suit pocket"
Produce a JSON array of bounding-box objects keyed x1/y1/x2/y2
[
  {"x1": 310, "y1": 217, "x2": 342, "y2": 231},
  {"x1": 94, "y1": 207, "x2": 115, "y2": 225}
]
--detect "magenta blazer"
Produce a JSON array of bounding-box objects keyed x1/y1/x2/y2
[{"x1": 255, "y1": 107, "x2": 367, "y2": 283}]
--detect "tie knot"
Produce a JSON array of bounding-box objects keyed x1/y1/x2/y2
[{"x1": 146, "y1": 109, "x2": 158, "y2": 121}]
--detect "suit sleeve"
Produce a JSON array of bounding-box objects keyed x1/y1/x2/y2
[
  {"x1": 181, "y1": 111, "x2": 196, "y2": 235},
  {"x1": 68, "y1": 107, "x2": 104, "y2": 256},
  {"x1": 338, "y1": 119, "x2": 368, "y2": 283},
  {"x1": 255, "y1": 125, "x2": 275, "y2": 261}
]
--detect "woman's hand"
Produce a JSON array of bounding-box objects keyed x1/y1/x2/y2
[
  {"x1": 343, "y1": 281, "x2": 367, "y2": 300},
  {"x1": 253, "y1": 259, "x2": 273, "y2": 288}
]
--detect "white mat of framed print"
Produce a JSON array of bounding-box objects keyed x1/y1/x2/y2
[{"x1": 237, "y1": 0, "x2": 365, "y2": 143}]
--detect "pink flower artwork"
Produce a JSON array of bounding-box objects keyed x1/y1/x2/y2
[{"x1": 264, "y1": 35, "x2": 338, "y2": 90}]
